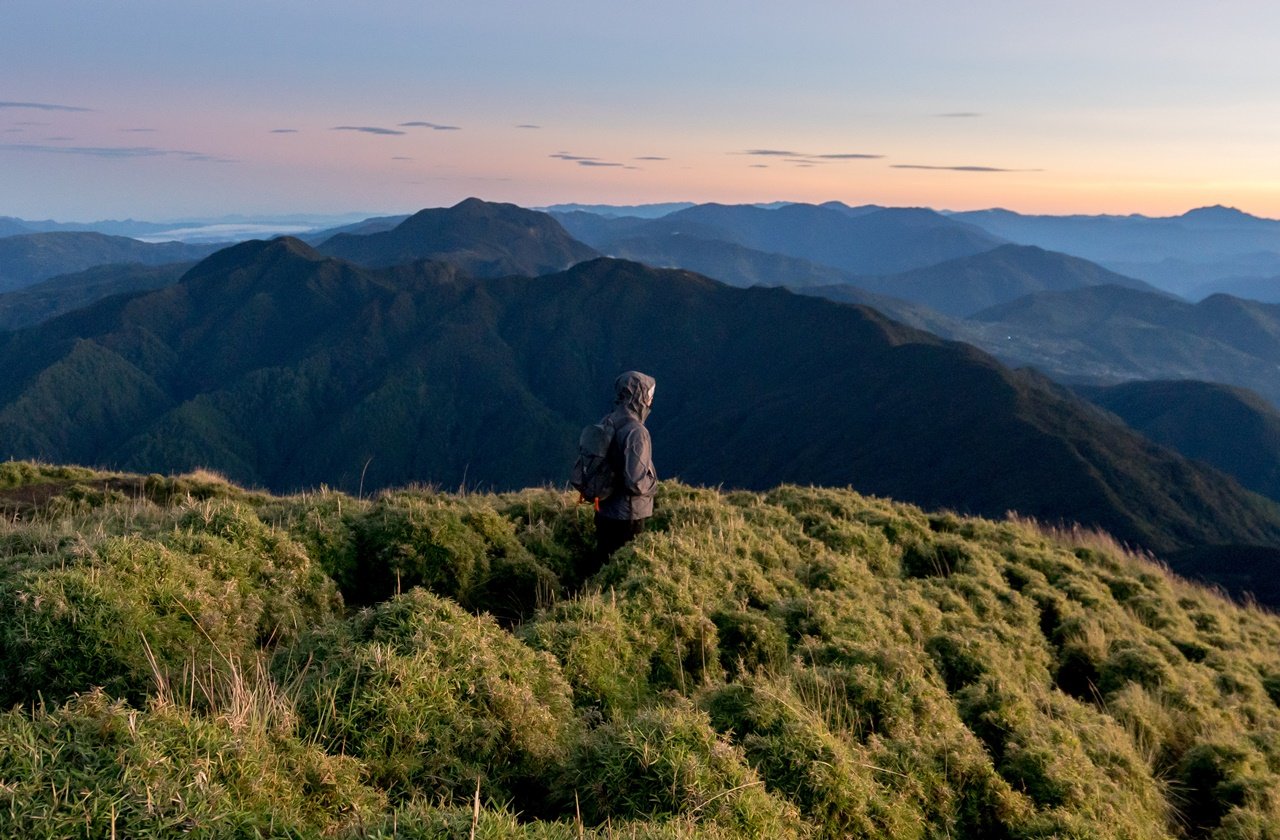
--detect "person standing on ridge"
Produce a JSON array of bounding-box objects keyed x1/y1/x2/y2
[{"x1": 580, "y1": 371, "x2": 658, "y2": 567}]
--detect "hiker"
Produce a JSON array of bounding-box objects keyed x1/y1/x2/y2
[{"x1": 573, "y1": 371, "x2": 658, "y2": 567}]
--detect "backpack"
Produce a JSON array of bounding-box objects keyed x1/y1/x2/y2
[{"x1": 570, "y1": 416, "x2": 617, "y2": 506}]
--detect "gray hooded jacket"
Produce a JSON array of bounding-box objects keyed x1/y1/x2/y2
[{"x1": 597, "y1": 370, "x2": 658, "y2": 520}]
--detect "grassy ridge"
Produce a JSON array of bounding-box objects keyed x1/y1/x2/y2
[{"x1": 1, "y1": 461, "x2": 1279, "y2": 837}]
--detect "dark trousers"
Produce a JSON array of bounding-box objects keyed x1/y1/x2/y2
[{"x1": 591, "y1": 514, "x2": 647, "y2": 572}]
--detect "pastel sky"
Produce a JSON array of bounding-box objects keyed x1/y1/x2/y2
[{"x1": 4, "y1": 0, "x2": 1280, "y2": 220}]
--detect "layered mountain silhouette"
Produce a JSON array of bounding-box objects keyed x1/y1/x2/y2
[
  {"x1": 952, "y1": 205, "x2": 1280, "y2": 296},
  {"x1": 0, "y1": 262, "x2": 192, "y2": 331},
  {"x1": 0, "y1": 232, "x2": 219, "y2": 292},
  {"x1": 317, "y1": 197, "x2": 598, "y2": 276},
  {"x1": 2, "y1": 239, "x2": 1280, "y2": 557},
  {"x1": 969, "y1": 286, "x2": 1280, "y2": 405},
  {"x1": 559, "y1": 202, "x2": 1002, "y2": 275},
  {"x1": 849, "y1": 244, "x2": 1161, "y2": 317},
  {"x1": 1082, "y1": 380, "x2": 1280, "y2": 503}
]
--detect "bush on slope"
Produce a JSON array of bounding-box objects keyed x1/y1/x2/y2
[{"x1": 1, "y1": 462, "x2": 1280, "y2": 837}]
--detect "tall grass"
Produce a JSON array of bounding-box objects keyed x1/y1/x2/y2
[{"x1": 2, "y1": 462, "x2": 1280, "y2": 836}]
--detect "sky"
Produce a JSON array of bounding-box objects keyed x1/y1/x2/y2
[{"x1": 4, "y1": 0, "x2": 1280, "y2": 221}]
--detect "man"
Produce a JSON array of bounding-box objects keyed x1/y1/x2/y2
[{"x1": 594, "y1": 370, "x2": 658, "y2": 562}]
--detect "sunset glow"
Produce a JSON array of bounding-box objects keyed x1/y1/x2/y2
[{"x1": 5, "y1": 0, "x2": 1280, "y2": 219}]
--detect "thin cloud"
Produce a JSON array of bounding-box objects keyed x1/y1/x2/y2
[
  {"x1": 515, "y1": 124, "x2": 541, "y2": 129},
  {"x1": 0, "y1": 142, "x2": 233, "y2": 163},
  {"x1": 42, "y1": 136, "x2": 74, "y2": 141},
  {"x1": 270, "y1": 128, "x2": 299, "y2": 134},
  {"x1": 332, "y1": 125, "x2": 406, "y2": 136},
  {"x1": 749, "y1": 164, "x2": 769, "y2": 168},
  {"x1": 0, "y1": 100, "x2": 91, "y2": 112},
  {"x1": 741, "y1": 149, "x2": 881, "y2": 160},
  {"x1": 550, "y1": 152, "x2": 598, "y2": 161},
  {"x1": 892, "y1": 164, "x2": 1042, "y2": 172},
  {"x1": 578, "y1": 160, "x2": 624, "y2": 167},
  {"x1": 937, "y1": 112, "x2": 982, "y2": 118},
  {"x1": 122, "y1": 127, "x2": 157, "y2": 133},
  {"x1": 391, "y1": 156, "x2": 413, "y2": 161},
  {"x1": 399, "y1": 121, "x2": 461, "y2": 130},
  {"x1": 634, "y1": 155, "x2": 668, "y2": 161}
]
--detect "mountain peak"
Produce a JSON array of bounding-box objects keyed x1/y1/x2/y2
[{"x1": 317, "y1": 200, "x2": 598, "y2": 276}]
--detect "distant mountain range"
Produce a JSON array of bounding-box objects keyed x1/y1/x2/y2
[
  {"x1": 1080, "y1": 380, "x2": 1280, "y2": 503},
  {"x1": 0, "y1": 262, "x2": 192, "y2": 332},
  {"x1": 951, "y1": 205, "x2": 1280, "y2": 297},
  {"x1": 557, "y1": 202, "x2": 1003, "y2": 276},
  {"x1": 317, "y1": 198, "x2": 598, "y2": 276},
  {"x1": 0, "y1": 233, "x2": 219, "y2": 293},
  {"x1": 2, "y1": 234, "x2": 1280, "y2": 557}
]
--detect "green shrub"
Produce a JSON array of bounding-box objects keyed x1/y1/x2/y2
[
  {"x1": 346, "y1": 494, "x2": 558, "y2": 620},
  {"x1": 556, "y1": 701, "x2": 803, "y2": 835},
  {"x1": 280, "y1": 588, "x2": 576, "y2": 807},
  {"x1": 0, "y1": 690, "x2": 381, "y2": 838},
  {"x1": 0, "y1": 507, "x2": 338, "y2": 706}
]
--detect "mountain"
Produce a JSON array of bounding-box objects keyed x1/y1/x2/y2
[
  {"x1": 2, "y1": 241, "x2": 1280, "y2": 556},
  {"x1": 589, "y1": 231, "x2": 858, "y2": 288},
  {"x1": 970, "y1": 286, "x2": 1280, "y2": 405},
  {"x1": 660, "y1": 203, "x2": 1003, "y2": 274},
  {"x1": 952, "y1": 206, "x2": 1280, "y2": 295},
  {"x1": 317, "y1": 198, "x2": 598, "y2": 275},
  {"x1": 0, "y1": 217, "x2": 34, "y2": 237},
  {"x1": 0, "y1": 262, "x2": 191, "y2": 331},
  {"x1": 1081, "y1": 380, "x2": 1280, "y2": 503},
  {"x1": 0, "y1": 232, "x2": 220, "y2": 292},
  {"x1": 851, "y1": 244, "x2": 1162, "y2": 317},
  {"x1": 1189, "y1": 273, "x2": 1280, "y2": 303},
  {"x1": 300, "y1": 213, "x2": 411, "y2": 244},
  {"x1": 539, "y1": 201, "x2": 697, "y2": 218}
]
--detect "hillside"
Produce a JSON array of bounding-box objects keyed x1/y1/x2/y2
[
  {"x1": 562, "y1": 203, "x2": 1003, "y2": 275},
  {"x1": 0, "y1": 261, "x2": 191, "y2": 331},
  {"x1": 854, "y1": 244, "x2": 1161, "y2": 318},
  {"x1": 970, "y1": 286, "x2": 1280, "y2": 406},
  {"x1": 317, "y1": 197, "x2": 598, "y2": 276},
  {"x1": 0, "y1": 231, "x2": 219, "y2": 292},
  {"x1": 595, "y1": 231, "x2": 857, "y2": 288},
  {"x1": 3, "y1": 242, "x2": 1280, "y2": 557},
  {"x1": 1, "y1": 463, "x2": 1279, "y2": 836},
  {"x1": 1082, "y1": 380, "x2": 1280, "y2": 503}
]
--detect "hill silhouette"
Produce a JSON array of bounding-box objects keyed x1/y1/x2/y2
[
  {"x1": 0, "y1": 261, "x2": 191, "y2": 331},
  {"x1": 853, "y1": 244, "x2": 1161, "y2": 317},
  {"x1": 2, "y1": 243, "x2": 1280, "y2": 558},
  {"x1": 1082, "y1": 380, "x2": 1280, "y2": 502},
  {"x1": 317, "y1": 197, "x2": 598, "y2": 276},
  {"x1": 561, "y1": 202, "x2": 1002, "y2": 275},
  {"x1": 0, "y1": 232, "x2": 219, "y2": 292},
  {"x1": 971, "y1": 286, "x2": 1280, "y2": 405}
]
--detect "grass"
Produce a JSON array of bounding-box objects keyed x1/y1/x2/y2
[{"x1": 1, "y1": 461, "x2": 1280, "y2": 837}]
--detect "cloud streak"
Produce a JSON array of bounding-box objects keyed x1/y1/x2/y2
[
  {"x1": 270, "y1": 128, "x2": 299, "y2": 134},
  {"x1": 332, "y1": 125, "x2": 406, "y2": 136},
  {"x1": 0, "y1": 101, "x2": 91, "y2": 112},
  {"x1": 0, "y1": 142, "x2": 233, "y2": 163},
  {"x1": 515, "y1": 124, "x2": 541, "y2": 129},
  {"x1": 936, "y1": 112, "x2": 982, "y2": 118},
  {"x1": 634, "y1": 155, "x2": 668, "y2": 161},
  {"x1": 740, "y1": 149, "x2": 882, "y2": 165},
  {"x1": 892, "y1": 164, "x2": 1041, "y2": 172},
  {"x1": 399, "y1": 121, "x2": 461, "y2": 130}
]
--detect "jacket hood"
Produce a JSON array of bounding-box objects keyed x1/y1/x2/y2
[{"x1": 614, "y1": 370, "x2": 656, "y2": 422}]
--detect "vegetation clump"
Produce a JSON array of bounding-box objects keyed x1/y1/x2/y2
[{"x1": 3, "y1": 460, "x2": 1280, "y2": 837}]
